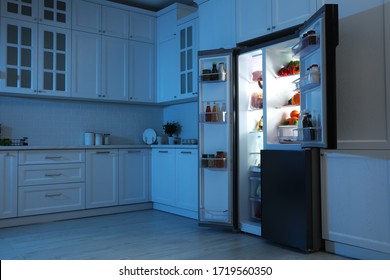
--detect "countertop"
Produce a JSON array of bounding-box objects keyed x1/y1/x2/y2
[{"x1": 0, "y1": 144, "x2": 198, "y2": 151}]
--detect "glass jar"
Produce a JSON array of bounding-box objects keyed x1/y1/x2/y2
[
  {"x1": 216, "y1": 151, "x2": 225, "y2": 168},
  {"x1": 208, "y1": 154, "x2": 215, "y2": 168}
]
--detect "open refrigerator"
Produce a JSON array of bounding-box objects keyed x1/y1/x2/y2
[{"x1": 198, "y1": 4, "x2": 338, "y2": 251}]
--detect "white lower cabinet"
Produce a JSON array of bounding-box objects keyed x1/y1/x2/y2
[
  {"x1": 175, "y1": 149, "x2": 198, "y2": 212},
  {"x1": 321, "y1": 150, "x2": 390, "y2": 259},
  {"x1": 152, "y1": 148, "x2": 198, "y2": 218},
  {"x1": 18, "y1": 183, "x2": 85, "y2": 216},
  {"x1": 118, "y1": 149, "x2": 150, "y2": 204},
  {"x1": 86, "y1": 149, "x2": 118, "y2": 208},
  {"x1": 17, "y1": 150, "x2": 86, "y2": 217},
  {"x1": 0, "y1": 151, "x2": 18, "y2": 219},
  {"x1": 152, "y1": 148, "x2": 176, "y2": 205}
]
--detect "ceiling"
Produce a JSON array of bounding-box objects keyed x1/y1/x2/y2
[{"x1": 110, "y1": 0, "x2": 197, "y2": 11}]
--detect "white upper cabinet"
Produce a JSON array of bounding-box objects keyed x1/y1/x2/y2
[
  {"x1": 271, "y1": 0, "x2": 316, "y2": 31},
  {"x1": 1, "y1": 0, "x2": 38, "y2": 22},
  {"x1": 236, "y1": 0, "x2": 270, "y2": 43},
  {"x1": 101, "y1": 6, "x2": 128, "y2": 39},
  {"x1": 72, "y1": 30, "x2": 129, "y2": 101},
  {"x1": 129, "y1": 41, "x2": 155, "y2": 102},
  {"x1": 236, "y1": 0, "x2": 317, "y2": 43},
  {"x1": 101, "y1": 36, "x2": 129, "y2": 101},
  {"x1": 72, "y1": 0, "x2": 128, "y2": 38},
  {"x1": 38, "y1": 0, "x2": 72, "y2": 28},
  {"x1": 156, "y1": 4, "x2": 197, "y2": 103},
  {"x1": 0, "y1": 18, "x2": 38, "y2": 94},
  {"x1": 129, "y1": 12, "x2": 155, "y2": 43},
  {"x1": 72, "y1": 0, "x2": 101, "y2": 33},
  {"x1": 0, "y1": 17, "x2": 71, "y2": 96},
  {"x1": 178, "y1": 17, "x2": 198, "y2": 99},
  {"x1": 71, "y1": 31, "x2": 101, "y2": 99},
  {"x1": 197, "y1": 0, "x2": 236, "y2": 50},
  {"x1": 37, "y1": 25, "x2": 71, "y2": 96},
  {"x1": 1, "y1": 0, "x2": 71, "y2": 28}
]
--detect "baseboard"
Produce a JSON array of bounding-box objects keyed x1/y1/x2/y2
[{"x1": 0, "y1": 203, "x2": 153, "y2": 228}]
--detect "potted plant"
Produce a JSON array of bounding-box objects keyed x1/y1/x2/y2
[{"x1": 162, "y1": 121, "x2": 181, "y2": 144}]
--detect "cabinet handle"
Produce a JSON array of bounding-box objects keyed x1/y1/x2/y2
[
  {"x1": 128, "y1": 150, "x2": 141, "y2": 153},
  {"x1": 45, "y1": 155, "x2": 63, "y2": 159},
  {"x1": 181, "y1": 151, "x2": 192, "y2": 154},
  {"x1": 267, "y1": 27, "x2": 271, "y2": 31},
  {"x1": 45, "y1": 173, "x2": 62, "y2": 177},
  {"x1": 272, "y1": 26, "x2": 276, "y2": 29},
  {"x1": 96, "y1": 151, "x2": 111, "y2": 154},
  {"x1": 45, "y1": 193, "x2": 62, "y2": 197},
  {"x1": 158, "y1": 151, "x2": 169, "y2": 153}
]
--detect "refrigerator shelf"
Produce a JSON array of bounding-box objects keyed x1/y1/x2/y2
[
  {"x1": 200, "y1": 74, "x2": 227, "y2": 82},
  {"x1": 293, "y1": 74, "x2": 320, "y2": 92},
  {"x1": 199, "y1": 112, "x2": 227, "y2": 123},
  {"x1": 292, "y1": 34, "x2": 320, "y2": 58},
  {"x1": 199, "y1": 208, "x2": 230, "y2": 223},
  {"x1": 250, "y1": 197, "x2": 262, "y2": 221},
  {"x1": 250, "y1": 165, "x2": 261, "y2": 173},
  {"x1": 200, "y1": 157, "x2": 227, "y2": 169}
]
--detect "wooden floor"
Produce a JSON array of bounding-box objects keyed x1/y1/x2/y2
[{"x1": 0, "y1": 210, "x2": 348, "y2": 260}]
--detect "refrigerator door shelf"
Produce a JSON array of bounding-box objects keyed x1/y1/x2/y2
[
  {"x1": 293, "y1": 74, "x2": 321, "y2": 92},
  {"x1": 292, "y1": 34, "x2": 320, "y2": 58},
  {"x1": 199, "y1": 112, "x2": 227, "y2": 123}
]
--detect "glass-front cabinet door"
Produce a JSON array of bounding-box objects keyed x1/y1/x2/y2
[
  {"x1": 0, "y1": 0, "x2": 38, "y2": 22},
  {"x1": 0, "y1": 18, "x2": 37, "y2": 94},
  {"x1": 179, "y1": 18, "x2": 197, "y2": 99},
  {"x1": 38, "y1": 25, "x2": 71, "y2": 96},
  {"x1": 1, "y1": 0, "x2": 71, "y2": 28},
  {"x1": 39, "y1": 0, "x2": 71, "y2": 28}
]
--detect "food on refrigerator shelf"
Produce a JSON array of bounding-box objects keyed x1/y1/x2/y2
[
  {"x1": 250, "y1": 92, "x2": 263, "y2": 109},
  {"x1": 256, "y1": 116, "x2": 263, "y2": 131},
  {"x1": 281, "y1": 110, "x2": 300, "y2": 126},
  {"x1": 290, "y1": 110, "x2": 300, "y2": 119},
  {"x1": 252, "y1": 70, "x2": 263, "y2": 89},
  {"x1": 277, "y1": 60, "x2": 300, "y2": 76},
  {"x1": 287, "y1": 92, "x2": 300, "y2": 105}
]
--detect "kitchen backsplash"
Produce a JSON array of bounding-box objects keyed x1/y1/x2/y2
[{"x1": 0, "y1": 96, "x2": 164, "y2": 146}]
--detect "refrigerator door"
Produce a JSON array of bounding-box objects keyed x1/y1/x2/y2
[
  {"x1": 198, "y1": 49, "x2": 237, "y2": 229},
  {"x1": 261, "y1": 149, "x2": 322, "y2": 252},
  {"x1": 293, "y1": 4, "x2": 338, "y2": 149}
]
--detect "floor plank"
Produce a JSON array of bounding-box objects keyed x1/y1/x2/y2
[{"x1": 0, "y1": 210, "x2": 348, "y2": 260}]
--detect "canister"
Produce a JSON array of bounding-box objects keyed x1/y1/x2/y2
[
  {"x1": 84, "y1": 132, "x2": 95, "y2": 145},
  {"x1": 95, "y1": 133, "x2": 103, "y2": 145}
]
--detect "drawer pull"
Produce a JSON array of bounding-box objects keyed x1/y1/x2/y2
[
  {"x1": 45, "y1": 193, "x2": 62, "y2": 197},
  {"x1": 45, "y1": 173, "x2": 63, "y2": 177},
  {"x1": 45, "y1": 156, "x2": 63, "y2": 159},
  {"x1": 96, "y1": 151, "x2": 111, "y2": 154},
  {"x1": 128, "y1": 150, "x2": 141, "y2": 153},
  {"x1": 158, "y1": 151, "x2": 169, "y2": 153},
  {"x1": 181, "y1": 151, "x2": 192, "y2": 154}
]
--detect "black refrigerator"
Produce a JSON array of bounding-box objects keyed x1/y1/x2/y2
[{"x1": 198, "y1": 5, "x2": 338, "y2": 252}]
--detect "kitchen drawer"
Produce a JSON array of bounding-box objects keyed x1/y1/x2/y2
[
  {"x1": 18, "y1": 163, "x2": 85, "y2": 186},
  {"x1": 18, "y1": 150, "x2": 85, "y2": 165},
  {"x1": 18, "y1": 183, "x2": 86, "y2": 216}
]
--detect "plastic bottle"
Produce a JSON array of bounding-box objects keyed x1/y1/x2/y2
[{"x1": 218, "y1": 62, "x2": 226, "y2": 81}]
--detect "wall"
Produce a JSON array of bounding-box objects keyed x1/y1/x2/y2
[
  {"x1": 0, "y1": 96, "x2": 163, "y2": 146},
  {"x1": 162, "y1": 101, "x2": 198, "y2": 140}
]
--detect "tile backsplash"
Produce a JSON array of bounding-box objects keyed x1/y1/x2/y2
[{"x1": 0, "y1": 96, "x2": 164, "y2": 146}]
